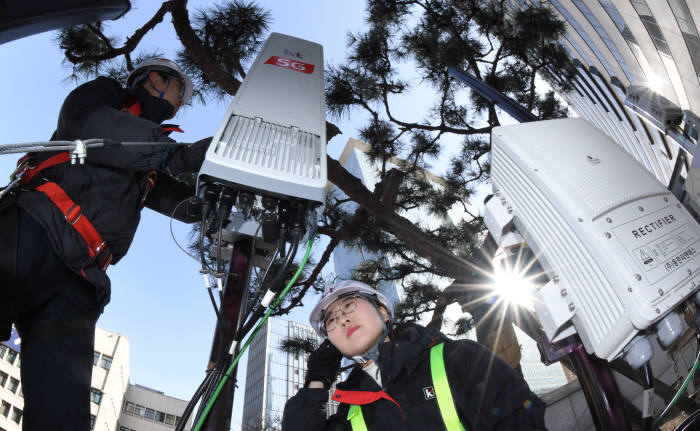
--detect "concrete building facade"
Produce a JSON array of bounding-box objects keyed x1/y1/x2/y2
[
  {"x1": 0, "y1": 326, "x2": 130, "y2": 431},
  {"x1": 119, "y1": 384, "x2": 189, "y2": 431},
  {"x1": 1, "y1": 327, "x2": 190, "y2": 431}
]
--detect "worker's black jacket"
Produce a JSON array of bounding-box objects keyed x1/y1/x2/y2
[
  {"x1": 15, "y1": 77, "x2": 209, "y2": 306},
  {"x1": 282, "y1": 323, "x2": 547, "y2": 431}
]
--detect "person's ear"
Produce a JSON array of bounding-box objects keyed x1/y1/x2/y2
[{"x1": 379, "y1": 305, "x2": 389, "y2": 322}]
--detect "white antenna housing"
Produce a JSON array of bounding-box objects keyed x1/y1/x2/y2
[
  {"x1": 198, "y1": 32, "x2": 327, "y2": 203},
  {"x1": 487, "y1": 118, "x2": 700, "y2": 361}
]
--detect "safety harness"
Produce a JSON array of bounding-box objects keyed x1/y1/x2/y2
[
  {"x1": 340, "y1": 343, "x2": 467, "y2": 431},
  {"x1": 13, "y1": 98, "x2": 183, "y2": 275},
  {"x1": 16, "y1": 152, "x2": 113, "y2": 272}
]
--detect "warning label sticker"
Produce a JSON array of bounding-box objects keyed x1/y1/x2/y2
[{"x1": 613, "y1": 205, "x2": 700, "y2": 285}]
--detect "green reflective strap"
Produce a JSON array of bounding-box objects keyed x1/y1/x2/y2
[
  {"x1": 347, "y1": 404, "x2": 368, "y2": 431},
  {"x1": 430, "y1": 343, "x2": 467, "y2": 431}
]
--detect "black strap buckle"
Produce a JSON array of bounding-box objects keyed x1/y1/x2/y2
[{"x1": 95, "y1": 241, "x2": 112, "y2": 271}]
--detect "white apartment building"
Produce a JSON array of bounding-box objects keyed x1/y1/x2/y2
[
  {"x1": 119, "y1": 384, "x2": 190, "y2": 431},
  {"x1": 1, "y1": 326, "x2": 190, "y2": 431},
  {"x1": 0, "y1": 330, "x2": 22, "y2": 431}
]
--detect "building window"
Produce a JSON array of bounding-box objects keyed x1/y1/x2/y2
[
  {"x1": 119, "y1": 427, "x2": 130, "y2": 431},
  {"x1": 6, "y1": 350, "x2": 17, "y2": 366},
  {"x1": 10, "y1": 407, "x2": 22, "y2": 424},
  {"x1": 0, "y1": 344, "x2": 6, "y2": 360},
  {"x1": 0, "y1": 371, "x2": 7, "y2": 387},
  {"x1": 90, "y1": 414, "x2": 95, "y2": 430},
  {"x1": 90, "y1": 388, "x2": 102, "y2": 405},
  {"x1": 165, "y1": 414, "x2": 176, "y2": 425},
  {"x1": 155, "y1": 410, "x2": 166, "y2": 423},
  {"x1": 124, "y1": 401, "x2": 135, "y2": 414},
  {"x1": 144, "y1": 408, "x2": 156, "y2": 420},
  {"x1": 99, "y1": 355, "x2": 112, "y2": 370},
  {"x1": 93, "y1": 351, "x2": 100, "y2": 366},
  {"x1": 133, "y1": 404, "x2": 145, "y2": 416},
  {"x1": 0, "y1": 401, "x2": 10, "y2": 417},
  {"x1": 7, "y1": 377, "x2": 19, "y2": 394}
]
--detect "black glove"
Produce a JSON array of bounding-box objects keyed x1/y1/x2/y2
[
  {"x1": 164, "y1": 137, "x2": 212, "y2": 175},
  {"x1": 305, "y1": 339, "x2": 342, "y2": 389}
]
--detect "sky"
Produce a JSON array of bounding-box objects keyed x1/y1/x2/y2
[{"x1": 0, "y1": 2, "x2": 500, "y2": 429}]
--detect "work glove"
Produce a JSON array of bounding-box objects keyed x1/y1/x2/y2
[{"x1": 305, "y1": 339, "x2": 342, "y2": 389}]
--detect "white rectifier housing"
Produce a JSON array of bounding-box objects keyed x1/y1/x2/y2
[
  {"x1": 489, "y1": 118, "x2": 700, "y2": 361},
  {"x1": 198, "y1": 32, "x2": 327, "y2": 204}
]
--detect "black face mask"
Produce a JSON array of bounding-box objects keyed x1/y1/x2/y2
[{"x1": 133, "y1": 86, "x2": 175, "y2": 123}]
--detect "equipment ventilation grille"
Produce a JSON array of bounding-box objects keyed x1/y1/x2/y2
[{"x1": 214, "y1": 114, "x2": 322, "y2": 180}]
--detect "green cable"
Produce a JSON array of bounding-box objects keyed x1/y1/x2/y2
[
  {"x1": 193, "y1": 236, "x2": 315, "y2": 431},
  {"x1": 654, "y1": 342, "x2": 700, "y2": 427}
]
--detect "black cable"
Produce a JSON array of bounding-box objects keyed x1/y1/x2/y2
[
  {"x1": 234, "y1": 229, "x2": 302, "y2": 342},
  {"x1": 642, "y1": 362, "x2": 654, "y2": 431},
  {"x1": 675, "y1": 408, "x2": 700, "y2": 431},
  {"x1": 174, "y1": 368, "x2": 217, "y2": 431}
]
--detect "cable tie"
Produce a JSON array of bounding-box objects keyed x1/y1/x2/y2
[
  {"x1": 216, "y1": 277, "x2": 223, "y2": 293},
  {"x1": 261, "y1": 290, "x2": 276, "y2": 308},
  {"x1": 228, "y1": 340, "x2": 238, "y2": 355}
]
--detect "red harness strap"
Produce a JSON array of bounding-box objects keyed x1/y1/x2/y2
[
  {"x1": 35, "y1": 182, "x2": 112, "y2": 271},
  {"x1": 17, "y1": 152, "x2": 71, "y2": 185},
  {"x1": 332, "y1": 389, "x2": 405, "y2": 419}
]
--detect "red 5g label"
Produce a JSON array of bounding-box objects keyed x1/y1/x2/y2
[{"x1": 264, "y1": 56, "x2": 315, "y2": 74}]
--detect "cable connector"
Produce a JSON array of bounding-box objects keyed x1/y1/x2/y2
[
  {"x1": 71, "y1": 139, "x2": 87, "y2": 165},
  {"x1": 216, "y1": 277, "x2": 223, "y2": 293}
]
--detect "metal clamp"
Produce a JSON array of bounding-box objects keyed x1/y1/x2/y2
[{"x1": 65, "y1": 204, "x2": 83, "y2": 225}]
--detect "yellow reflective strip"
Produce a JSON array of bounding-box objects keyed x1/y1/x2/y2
[
  {"x1": 347, "y1": 404, "x2": 369, "y2": 431},
  {"x1": 430, "y1": 343, "x2": 467, "y2": 431}
]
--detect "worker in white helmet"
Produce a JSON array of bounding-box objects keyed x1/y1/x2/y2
[{"x1": 281, "y1": 279, "x2": 547, "y2": 431}]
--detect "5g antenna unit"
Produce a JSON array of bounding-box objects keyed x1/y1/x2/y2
[{"x1": 198, "y1": 32, "x2": 327, "y2": 206}]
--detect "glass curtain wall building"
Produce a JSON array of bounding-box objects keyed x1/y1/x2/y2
[
  {"x1": 241, "y1": 317, "x2": 337, "y2": 431},
  {"x1": 497, "y1": 0, "x2": 700, "y2": 212}
]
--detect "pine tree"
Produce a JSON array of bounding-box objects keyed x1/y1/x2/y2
[{"x1": 55, "y1": 0, "x2": 576, "y2": 356}]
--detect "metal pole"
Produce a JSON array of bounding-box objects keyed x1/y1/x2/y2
[
  {"x1": 447, "y1": 66, "x2": 538, "y2": 123},
  {"x1": 201, "y1": 239, "x2": 253, "y2": 431}
]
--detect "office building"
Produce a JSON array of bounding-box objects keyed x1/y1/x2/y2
[
  {"x1": 119, "y1": 384, "x2": 189, "y2": 431},
  {"x1": 498, "y1": 0, "x2": 700, "y2": 211},
  {"x1": 1, "y1": 327, "x2": 190, "y2": 431},
  {"x1": 0, "y1": 326, "x2": 130, "y2": 431},
  {"x1": 241, "y1": 317, "x2": 337, "y2": 431},
  {"x1": 0, "y1": 330, "x2": 22, "y2": 431}
]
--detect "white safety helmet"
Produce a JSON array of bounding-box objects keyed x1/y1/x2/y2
[
  {"x1": 126, "y1": 58, "x2": 194, "y2": 105},
  {"x1": 310, "y1": 280, "x2": 394, "y2": 337}
]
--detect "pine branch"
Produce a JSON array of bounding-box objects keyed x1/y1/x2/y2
[
  {"x1": 63, "y1": 2, "x2": 172, "y2": 64},
  {"x1": 170, "y1": 0, "x2": 241, "y2": 95}
]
